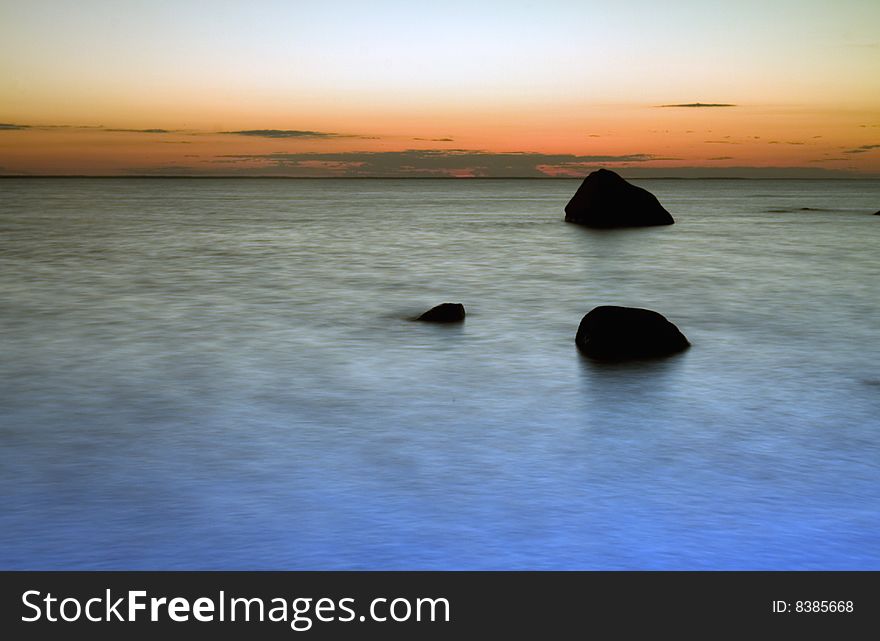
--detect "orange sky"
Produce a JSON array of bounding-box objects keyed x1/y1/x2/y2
[{"x1": 1, "y1": 1, "x2": 878, "y2": 177}]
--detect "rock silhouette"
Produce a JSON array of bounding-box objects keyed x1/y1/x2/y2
[
  {"x1": 874, "y1": 210, "x2": 880, "y2": 215},
  {"x1": 576, "y1": 306, "x2": 689, "y2": 360},
  {"x1": 564, "y1": 169, "x2": 674, "y2": 227},
  {"x1": 417, "y1": 303, "x2": 465, "y2": 323}
]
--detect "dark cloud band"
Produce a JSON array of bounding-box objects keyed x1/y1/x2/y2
[
  {"x1": 223, "y1": 129, "x2": 339, "y2": 139},
  {"x1": 844, "y1": 144, "x2": 880, "y2": 154},
  {"x1": 214, "y1": 149, "x2": 661, "y2": 177},
  {"x1": 658, "y1": 103, "x2": 736, "y2": 108}
]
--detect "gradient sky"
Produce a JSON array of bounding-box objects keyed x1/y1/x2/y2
[{"x1": 1, "y1": 0, "x2": 878, "y2": 176}]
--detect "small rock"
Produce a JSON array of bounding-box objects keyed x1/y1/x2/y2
[{"x1": 417, "y1": 303, "x2": 465, "y2": 323}]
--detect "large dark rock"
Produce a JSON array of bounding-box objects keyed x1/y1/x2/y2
[
  {"x1": 576, "y1": 306, "x2": 689, "y2": 360},
  {"x1": 417, "y1": 303, "x2": 465, "y2": 323},
  {"x1": 564, "y1": 169, "x2": 674, "y2": 227}
]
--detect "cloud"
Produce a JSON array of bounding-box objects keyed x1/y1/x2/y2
[
  {"x1": 222, "y1": 129, "x2": 380, "y2": 140},
  {"x1": 0, "y1": 123, "x2": 178, "y2": 133},
  {"x1": 658, "y1": 103, "x2": 736, "y2": 108},
  {"x1": 413, "y1": 137, "x2": 454, "y2": 142},
  {"x1": 707, "y1": 156, "x2": 734, "y2": 160},
  {"x1": 123, "y1": 162, "x2": 877, "y2": 179},
  {"x1": 609, "y1": 166, "x2": 874, "y2": 179},
  {"x1": 44, "y1": 124, "x2": 104, "y2": 129},
  {"x1": 213, "y1": 149, "x2": 662, "y2": 177},
  {"x1": 223, "y1": 129, "x2": 340, "y2": 139},
  {"x1": 704, "y1": 140, "x2": 740, "y2": 144},
  {"x1": 104, "y1": 128, "x2": 173, "y2": 133},
  {"x1": 844, "y1": 144, "x2": 880, "y2": 154},
  {"x1": 121, "y1": 164, "x2": 204, "y2": 175}
]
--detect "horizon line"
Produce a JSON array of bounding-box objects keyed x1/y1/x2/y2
[{"x1": 3, "y1": 175, "x2": 880, "y2": 181}]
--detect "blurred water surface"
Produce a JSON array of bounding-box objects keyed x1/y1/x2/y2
[{"x1": 1, "y1": 177, "x2": 878, "y2": 568}]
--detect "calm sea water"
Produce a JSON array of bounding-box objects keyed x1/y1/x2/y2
[{"x1": 1, "y1": 177, "x2": 878, "y2": 569}]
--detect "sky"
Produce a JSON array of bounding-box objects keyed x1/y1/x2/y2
[{"x1": 1, "y1": 0, "x2": 878, "y2": 177}]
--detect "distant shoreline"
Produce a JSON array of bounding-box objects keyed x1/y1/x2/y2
[{"x1": 2, "y1": 175, "x2": 879, "y2": 181}]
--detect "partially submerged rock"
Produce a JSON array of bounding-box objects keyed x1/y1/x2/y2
[
  {"x1": 564, "y1": 169, "x2": 674, "y2": 227},
  {"x1": 417, "y1": 303, "x2": 465, "y2": 323},
  {"x1": 576, "y1": 306, "x2": 689, "y2": 360}
]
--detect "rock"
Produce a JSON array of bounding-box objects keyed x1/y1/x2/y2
[
  {"x1": 564, "y1": 169, "x2": 674, "y2": 227},
  {"x1": 874, "y1": 210, "x2": 880, "y2": 215},
  {"x1": 417, "y1": 303, "x2": 465, "y2": 323},
  {"x1": 576, "y1": 306, "x2": 689, "y2": 360}
]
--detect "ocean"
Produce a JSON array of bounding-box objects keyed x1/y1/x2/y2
[{"x1": 1, "y1": 177, "x2": 878, "y2": 569}]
